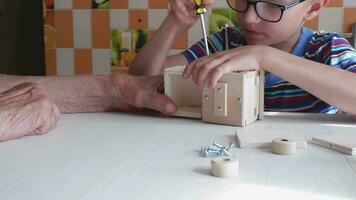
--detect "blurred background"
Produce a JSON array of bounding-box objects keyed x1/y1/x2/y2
[{"x1": 0, "y1": 0, "x2": 45, "y2": 75}]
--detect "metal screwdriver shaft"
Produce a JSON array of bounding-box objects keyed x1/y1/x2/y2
[{"x1": 195, "y1": 0, "x2": 210, "y2": 56}]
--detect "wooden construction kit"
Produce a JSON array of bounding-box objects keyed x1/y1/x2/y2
[{"x1": 164, "y1": 66, "x2": 265, "y2": 127}]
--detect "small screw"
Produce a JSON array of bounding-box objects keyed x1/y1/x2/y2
[
  {"x1": 200, "y1": 142, "x2": 233, "y2": 157},
  {"x1": 237, "y1": 97, "x2": 241, "y2": 103},
  {"x1": 207, "y1": 150, "x2": 220, "y2": 153},
  {"x1": 227, "y1": 143, "x2": 233, "y2": 150},
  {"x1": 221, "y1": 148, "x2": 231, "y2": 156},
  {"x1": 217, "y1": 106, "x2": 222, "y2": 111},
  {"x1": 212, "y1": 142, "x2": 223, "y2": 149},
  {"x1": 200, "y1": 147, "x2": 221, "y2": 157},
  {"x1": 217, "y1": 88, "x2": 223, "y2": 93},
  {"x1": 203, "y1": 95, "x2": 209, "y2": 100},
  {"x1": 200, "y1": 147, "x2": 208, "y2": 156}
]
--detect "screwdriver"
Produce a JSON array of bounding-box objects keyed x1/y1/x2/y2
[{"x1": 194, "y1": 0, "x2": 210, "y2": 56}]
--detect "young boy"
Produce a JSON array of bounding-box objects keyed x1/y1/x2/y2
[{"x1": 129, "y1": 0, "x2": 356, "y2": 115}]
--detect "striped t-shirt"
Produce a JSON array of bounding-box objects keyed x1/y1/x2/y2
[{"x1": 181, "y1": 27, "x2": 356, "y2": 113}]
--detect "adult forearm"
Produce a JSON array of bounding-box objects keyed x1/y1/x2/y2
[
  {"x1": 266, "y1": 48, "x2": 356, "y2": 114},
  {"x1": 129, "y1": 13, "x2": 189, "y2": 76},
  {"x1": 0, "y1": 74, "x2": 119, "y2": 113}
]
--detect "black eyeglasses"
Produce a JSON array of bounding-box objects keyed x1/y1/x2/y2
[{"x1": 227, "y1": 0, "x2": 306, "y2": 23}]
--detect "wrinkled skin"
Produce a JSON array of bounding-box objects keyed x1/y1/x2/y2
[
  {"x1": 0, "y1": 74, "x2": 177, "y2": 142},
  {"x1": 0, "y1": 82, "x2": 61, "y2": 141},
  {"x1": 111, "y1": 73, "x2": 177, "y2": 115}
]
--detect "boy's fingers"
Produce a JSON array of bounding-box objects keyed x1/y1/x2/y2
[
  {"x1": 190, "y1": 0, "x2": 214, "y2": 6},
  {"x1": 204, "y1": 0, "x2": 214, "y2": 5},
  {"x1": 183, "y1": 54, "x2": 208, "y2": 78},
  {"x1": 177, "y1": 0, "x2": 188, "y2": 15},
  {"x1": 208, "y1": 61, "x2": 232, "y2": 89},
  {"x1": 195, "y1": 64, "x2": 212, "y2": 88},
  {"x1": 183, "y1": 51, "x2": 222, "y2": 79},
  {"x1": 196, "y1": 57, "x2": 228, "y2": 88},
  {"x1": 183, "y1": 62, "x2": 195, "y2": 78},
  {"x1": 196, "y1": 69, "x2": 208, "y2": 88},
  {"x1": 192, "y1": 57, "x2": 213, "y2": 84},
  {"x1": 192, "y1": 62, "x2": 203, "y2": 84}
]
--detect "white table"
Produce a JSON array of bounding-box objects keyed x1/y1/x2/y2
[{"x1": 0, "y1": 112, "x2": 355, "y2": 200}]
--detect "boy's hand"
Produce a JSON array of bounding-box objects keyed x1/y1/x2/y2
[
  {"x1": 0, "y1": 82, "x2": 61, "y2": 142},
  {"x1": 183, "y1": 45, "x2": 269, "y2": 89},
  {"x1": 169, "y1": 0, "x2": 214, "y2": 27}
]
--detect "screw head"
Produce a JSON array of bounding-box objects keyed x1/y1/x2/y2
[
  {"x1": 221, "y1": 149, "x2": 231, "y2": 156},
  {"x1": 237, "y1": 97, "x2": 241, "y2": 103},
  {"x1": 227, "y1": 143, "x2": 233, "y2": 150},
  {"x1": 203, "y1": 95, "x2": 209, "y2": 100},
  {"x1": 200, "y1": 142, "x2": 233, "y2": 157},
  {"x1": 212, "y1": 142, "x2": 223, "y2": 149}
]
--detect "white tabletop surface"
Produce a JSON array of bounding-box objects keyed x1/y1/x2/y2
[{"x1": 0, "y1": 112, "x2": 356, "y2": 200}]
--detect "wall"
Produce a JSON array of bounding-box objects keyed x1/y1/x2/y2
[
  {"x1": 0, "y1": 0, "x2": 45, "y2": 75},
  {"x1": 43, "y1": 0, "x2": 356, "y2": 76}
]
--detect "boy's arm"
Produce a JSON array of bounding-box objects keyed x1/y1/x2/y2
[
  {"x1": 129, "y1": 0, "x2": 214, "y2": 76},
  {"x1": 184, "y1": 45, "x2": 356, "y2": 115},
  {"x1": 129, "y1": 13, "x2": 189, "y2": 76},
  {"x1": 266, "y1": 48, "x2": 356, "y2": 115}
]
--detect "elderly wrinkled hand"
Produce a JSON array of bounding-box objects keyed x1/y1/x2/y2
[
  {"x1": 110, "y1": 73, "x2": 177, "y2": 115},
  {"x1": 0, "y1": 82, "x2": 61, "y2": 142}
]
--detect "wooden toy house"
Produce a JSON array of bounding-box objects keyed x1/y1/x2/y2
[{"x1": 164, "y1": 66, "x2": 264, "y2": 127}]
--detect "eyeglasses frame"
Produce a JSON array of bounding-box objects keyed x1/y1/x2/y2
[{"x1": 227, "y1": 0, "x2": 306, "y2": 23}]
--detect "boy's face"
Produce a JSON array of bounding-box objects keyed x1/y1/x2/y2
[{"x1": 237, "y1": 0, "x2": 318, "y2": 47}]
